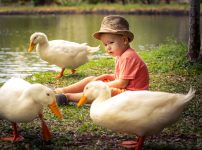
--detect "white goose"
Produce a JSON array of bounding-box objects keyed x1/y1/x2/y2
[
  {"x1": 28, "y1": 32, "x2": 99, "y2": 78},
  {"x1": 77, "y1": 81, "x2": 195, "y2": 150},
  {"x1": 0, "y1": 78, "x2": 63, "y2": 142}
]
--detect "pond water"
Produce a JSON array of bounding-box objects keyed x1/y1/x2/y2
[{"x1": 0, "y1": 14, "x2": 202, "y2": 84}]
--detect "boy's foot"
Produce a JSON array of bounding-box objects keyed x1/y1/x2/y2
[{"x1": 55, "y1": 94, "x2": 69, "y2": 106}]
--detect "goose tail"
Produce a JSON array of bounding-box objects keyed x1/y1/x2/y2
[
  {"x1": 184, "y1": 87, "x2": 195, "y2": 103},
  {"x1": 87, "y1": 45, "x2": 100, "y2": 53}
]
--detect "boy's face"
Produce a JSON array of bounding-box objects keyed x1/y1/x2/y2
[{"x1": 100, "y1": 33, "x2": 129, "y2": 57}]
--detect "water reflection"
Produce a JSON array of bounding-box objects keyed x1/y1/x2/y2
[
  {"x1": 0, "y1": 14, "x2": 201, "y2": 84},
  {"x1": 0, "y1": 48, "x2": 59, "y2": 84}
]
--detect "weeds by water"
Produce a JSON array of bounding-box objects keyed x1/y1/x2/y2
[{"x1": 0, "y1": 42, "x2": 201, "y2": 149}]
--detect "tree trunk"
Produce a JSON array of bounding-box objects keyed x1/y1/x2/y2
[
  {"x1": 165, "y1": 0, "x2": 170, "y2": 4},
  {"x1": 121, "y1": 0, "x2": 127, "y2": 5},
  {"x1": 188, "y1": 0, "x2": 201, "y2": 62}
]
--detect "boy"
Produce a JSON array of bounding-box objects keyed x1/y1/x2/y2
[{"x1": 55, "y1": 15, "x2": 149, "y2": 105}]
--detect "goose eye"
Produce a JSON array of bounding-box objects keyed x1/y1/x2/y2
[{"x1": 46, "y1": 93, "x2": 50, "y2": 96}]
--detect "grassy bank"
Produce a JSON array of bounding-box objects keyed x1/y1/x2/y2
[
  {"x1": 0, "y1": 4, "x2": 202, "y2": 15},
  {"x1": 0, "y1": 42, "x2": 201, "y2": 149}
]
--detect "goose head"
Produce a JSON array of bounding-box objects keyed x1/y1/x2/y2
[
  {"x1": 28, "y1": 32, "x2": 48, "y2": 52},
  {"x1": 25, "y1": 83, "x2": 63, "y2": 119},
  {"x1": 77, "y1": 81, "x2": 111, "y2": 107}
]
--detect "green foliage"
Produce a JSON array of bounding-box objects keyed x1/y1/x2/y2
[
  {"x1": 56, "y1": 0, "x2": 83, "y2": 6},
  {"x1": 86, "y1": 0, "x2": 100, "y2": 4},
  {"x1": 0, "y1": 0, "x2": 199, "y2": 6},
  {"x1": 32, "y1": 0, "x2": 54, "y2": 6},
  {"x1": 1, "y1": 0, "x2": 18, "y2": 3}
]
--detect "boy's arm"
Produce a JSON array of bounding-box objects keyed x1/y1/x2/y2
[
  {"x1": 94, "y1": 74, "x2": 115, "y2": 81},
  {"x1": 106, "y1": 79, "x2": 129, "y2": 89}
]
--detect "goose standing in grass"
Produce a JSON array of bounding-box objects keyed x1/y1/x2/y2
[
  {"x1": 0, "y1": 78, "x2": 63, "y2": 142},
  {"x1": 77, "y1": 81, "x2": 195, "y2": 150},
  {"x1": 28, "y1": 32, "x2": 99, "y2": 78}
]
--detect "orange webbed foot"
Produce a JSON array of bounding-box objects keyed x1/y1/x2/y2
[
  {"x1": 120, "y1": 136, "x2": 145, "y2": 150},
  {"x1": 71, "y1": 69, "x2": 76, "y2": 74},
  {"x1": 55, "y1": 74, "x2": 63, "y2": 79},
  {"x1": 0, "y1": 122, "x2": 24, "y2": 142},
  {"x1": 0, "y1": 135, "x2": 24, "y2": 142},
  {"x1": 120, "y1": 140, "x2": 138, "y2": 148},
  {"x1": 55, "y1": 68, "x2": 65, "y2": 79}
]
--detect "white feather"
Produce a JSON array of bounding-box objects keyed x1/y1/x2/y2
[
  {"x1": 82, "y1": 81, "x2": 195, "y2": 137},
  {"x1": 0, "y1": 77, "x2": 56, "y2": 123},
  {"x1": 29, "y1": 32, "x2": 99, "y2": 69}
]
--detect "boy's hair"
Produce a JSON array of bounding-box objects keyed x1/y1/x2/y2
[{"x1": 93, "y1": 15, "x2": 134, "y2": 42}]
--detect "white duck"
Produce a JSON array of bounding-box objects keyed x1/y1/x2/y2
[
  {"x1": 0, "y1": 78, "x2": 63, "y2": 142},
  {"x1": 77, "y1": 81, "x2": 195, "y2": 150},
  {"x1": 28, "y1": 32, "x2": 99, "y2": 78}
]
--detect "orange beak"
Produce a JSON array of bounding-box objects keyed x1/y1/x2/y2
[
  {"x1": 48, "y1": 100, "x2": 63, "y2": 119},
  {"x1": 28, "y1": 42, "x2": 35, "y2": 52},
  {"x1": 77, "y1": 95, "x2": 87, "y2": 107}
]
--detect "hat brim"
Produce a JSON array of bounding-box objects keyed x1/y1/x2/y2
[{"x1": 93, "y1": 30, "x2": 134, "y2": 42}]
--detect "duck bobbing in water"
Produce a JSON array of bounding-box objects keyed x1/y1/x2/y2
[
  {"x1": 28, "y1": 32, "x2": 99, "y2": 78},
  {"x1": 0, "y1": 77, "x2": 63, "y2": 142},
  {"x1": 77, "y1": 81, "x2": 195, "y2": 150}
]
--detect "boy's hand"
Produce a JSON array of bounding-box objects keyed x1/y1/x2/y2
[{"x1": 94, "y1": 74, "x2": 115, "y2": 82}]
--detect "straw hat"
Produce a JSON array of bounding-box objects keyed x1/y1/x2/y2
[{"x1": 93, "y1": 15, "x2": 134, "y2": 42}]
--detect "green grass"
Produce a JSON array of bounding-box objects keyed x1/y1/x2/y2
[
  {"x1": 1, "y1": 3, "x2": 201, "y2": 14},
  {"x1": 0, "y1": 42, "x2": 201, "y2": 149}
]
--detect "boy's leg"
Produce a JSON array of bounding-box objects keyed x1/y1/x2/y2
[
  {"x1": 56, "y1": 92, "x2": 90, "y2": 106},
  {"x1": 55, "y1": 76, "x2": 96, "y2": 106},
  {"x1": 55, "y1": 76, "x2": 96, "y2": 94},
  {"x1": 56, "y1": 87, "x2": 125, "y2": 106},
  {"x1": 65, "y1": 93, "x2": 83, "y2": 103}
]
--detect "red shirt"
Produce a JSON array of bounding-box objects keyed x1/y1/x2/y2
[{"x1": 115, "y1": 48, "x2": 149, "y2": 90}]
